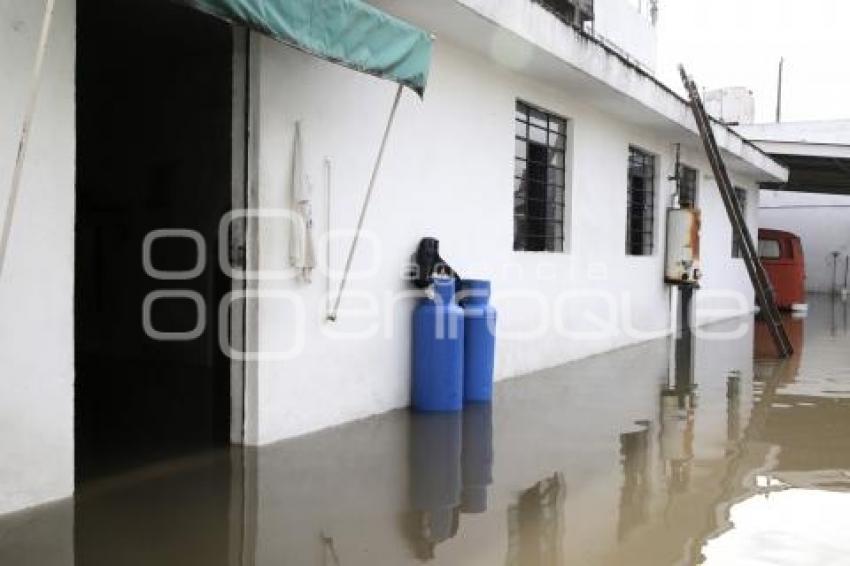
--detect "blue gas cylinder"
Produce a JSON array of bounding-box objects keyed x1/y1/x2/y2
[
  {"x1": 412, "y1": 278, "x2": 464, "y2": 412},
  {"x1": 459, "y1": 280, "x2": 497, "y2": 403}
]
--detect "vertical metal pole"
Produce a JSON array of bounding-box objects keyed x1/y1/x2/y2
[
  {"x1": 675, "y1": 285, "x2": 695, "y2": 394},
  {"x1": 0, "y1": 0, "x2": 57, "y2": 281},
  {"x1": 832, "y1": 251, "x2": 840, "y2": 296},
  {"x1": 775, "y1": 57, "x2": 784, "y2": 124},
  {"x1": 324, "y1": 157, "x2": 332, "y2": 317},
  {"x1": 229, "y1": 26, "x2": 250, "y2": 446},
  {"x1": 327, "y1": 84, "x2": 403, "y2": 322}
]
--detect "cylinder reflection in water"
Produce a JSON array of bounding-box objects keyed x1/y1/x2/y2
[
  {"x1": 461, "y1": 403, "x2": 494, "y2": 513},
  {"x1": 407, "y1": 412, "x2": 463, "y2": 559}
]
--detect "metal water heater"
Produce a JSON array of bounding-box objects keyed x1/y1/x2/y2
[{"x1": 665, "y1": 208, "x2": 702, "y2": 285}]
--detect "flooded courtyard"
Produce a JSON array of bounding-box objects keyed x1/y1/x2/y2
[{"x1": 2, "y1": 294, "x2": 849, "y2": 565}]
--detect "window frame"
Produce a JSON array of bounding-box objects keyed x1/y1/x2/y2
[
  {"x1": 731, "y1": 187, "x2": 748, "y2": 258},
  {"x1": 514, "y1": 99, "x2": 569, "y2": 253},
  {"x1": 758, "y1": 239, "x2": 782, "y2": 260},
  {"x1": 626, "y1": 145, "x2": 657, "y2": 257}
]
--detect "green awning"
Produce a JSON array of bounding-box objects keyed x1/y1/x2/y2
[{"x1": 176, "y1": 0, "x2": 433, "y2": 95}]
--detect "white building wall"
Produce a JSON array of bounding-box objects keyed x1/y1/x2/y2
[
  {"x1": 0, "y1": 0, "x2": 769, "y2": 514},
  {"x1": 248, "y1": 37, "x2": 758, "y2": 445},
  {"x1": 760, "y1": 190, "x2": 850, "y2": 293},
  {"x1": 0, "y1": 0, "x2": 75, "y2": 514},
  {"x1": 690, "y1": 153, "x2": 760, "y2": 320},
  {"x1": 592, "y1": 0, "x2": 658, "y2": 72}
]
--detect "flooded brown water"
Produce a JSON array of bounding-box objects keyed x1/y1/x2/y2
[{"x1": 2, "y1": 295, "x2": 850, "y2": 565}]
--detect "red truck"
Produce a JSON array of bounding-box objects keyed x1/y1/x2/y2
[{"x1": 758, "y1": 228, "x2": 807, "y2": 311}]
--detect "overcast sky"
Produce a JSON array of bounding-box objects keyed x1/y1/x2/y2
[{"x1": 655, "y1": 0, "x2": 850, "y2": 124}]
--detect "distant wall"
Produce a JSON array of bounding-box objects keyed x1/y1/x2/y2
[
  {"x1": 760, "y1": 190, "x2": 850, "y2": 293},
  {"x1": 0, "y1": 0, "x2": 75, "y2": 515}
]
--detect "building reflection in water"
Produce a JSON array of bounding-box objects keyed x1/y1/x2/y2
[
  {"x1": 617, "y1": 423, "x2": 651, "y2": 540},
  {"x1": 660, "y1": 388, "x2": 696, "y2": 495},
  {"x1": 506, "y1": 472, "x2": 567, "y2": 566},
  {"x1": 662, "y1": 300, "x2": 698, "y2": 496},
  {"x1": 726, "y1": 370, "x2": 741, "y2": 452},
  {"x1": 618, "y1": 306, "x2": 700, "y2": 542},
  {"x1": 405, "y1": 404, "x2": 494, "y2": 561}
]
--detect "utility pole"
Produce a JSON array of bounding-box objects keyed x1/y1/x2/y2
[{"x1": 775, "y1": 57, "x2": 784, "y2": 123}]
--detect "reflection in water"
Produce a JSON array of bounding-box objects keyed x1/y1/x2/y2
[
  {"x1": 660, "y1": 310, "x2": 697, "y2": 497},
  {"x1": 660, "y1": 390, "x2": 695, "y2": 495},
  {"x1": 702, "y1": 295, "x2": 850, "y2": 563},
  {"x1": 405, "y1": 404, "x2": 494, "y2": 561},
  {"x1": 78, "y1": 450, "x2": 237, "y2": 566},
  {"x1": 673, "y1": 285, "x2": 696, "y2": 394},
  {"x1": 406, "y1": 412, "x2": 462, "y2": 560},
  {"x1": 5, "y1": 295, "x2": 850, "y2": 565},
  {"x1": 726, "y1": 371, "x2": 741, "y2": 452},
  {"x1": 829, "y1": 294, "x2": 848, "y2": 336},
  {"x1": 461, "y1": 403, "x2": 494, "y2": 514},
  {"x1": 618, "y1": 424, "x2": 651, "y2": 540},
  {"x1": 703, "y1": 487, "x2": 850, "y2": 565},
  {"x1": 506, "y1": 473, "x2": 566, "y2": 566}
]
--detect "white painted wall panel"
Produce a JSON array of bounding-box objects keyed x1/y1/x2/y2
[
  {"x1": 593, "y1": 0, "x2": 658, "y2": 71},
  {"x1": 0, "y1": 0, "x2": 75, "y2": 514}
]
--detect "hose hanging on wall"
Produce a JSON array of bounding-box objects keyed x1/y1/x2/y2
[{"x1": 327, "y1": 84, "x2": 403, "y2": 322}]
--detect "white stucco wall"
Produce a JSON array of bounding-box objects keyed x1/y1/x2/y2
[
  {"x1": 592, "y1": 0, "x2": 658, "y2": 72},
  {"x1": 247, "y1": 36, "x2": 759, "y2": 445},
  {"x1": 760, "y1": 190, "x2": 850, "y2": 293},
  {"x1": 0, "y1": 0, "x2": 75, "y2": 515}
]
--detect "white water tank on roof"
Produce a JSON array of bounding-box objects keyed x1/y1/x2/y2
[{"x1": 704, "y1": 87, "x2": 756, "y2": 125}]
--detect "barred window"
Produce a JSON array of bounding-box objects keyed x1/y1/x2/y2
[
  {"x1": 678, "y1": 164, "x2": 698, "y2": 209},
  {"x1": 626, "y1": 147, "x2": 656, "y2": 256},
  {"x1": 532, "y1": 0, "x2": 595, "y2": 26},
  {"x1": 514, "y1": 100, "x2": 568, "y2": 253},
  {"x1": 731, "y1": 187, "x2": 747, "y2": 258}
]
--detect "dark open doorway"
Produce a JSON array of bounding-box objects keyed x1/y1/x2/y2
[{"x1": 75, "y1": 0, "x2": 236, "y2": 481}]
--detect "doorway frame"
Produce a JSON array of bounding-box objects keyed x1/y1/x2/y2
[{"x1": 229, "y1": 27, "x2": 260, "y2": 445}]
